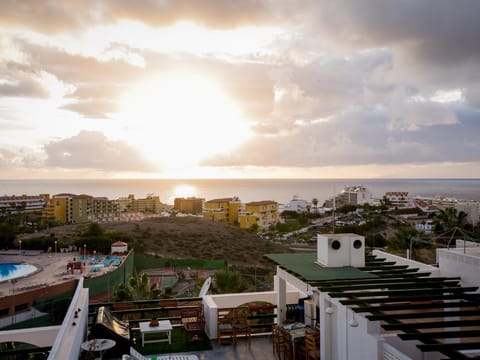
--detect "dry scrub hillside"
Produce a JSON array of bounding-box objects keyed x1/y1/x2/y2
[{"x1": 29, "y1": 217, "x2": 291, "y2": 267}]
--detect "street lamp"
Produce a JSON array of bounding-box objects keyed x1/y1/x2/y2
[
  {"x1": 55, "y1": 241, "x2": 57, "y2": 256},
  {"x1": 19, "y1": 240, "x2": 22, "y2": 255}
]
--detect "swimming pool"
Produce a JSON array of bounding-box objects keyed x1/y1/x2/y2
[{"x1": 0, "y1": 263, "x2": 38, "y2": 282}]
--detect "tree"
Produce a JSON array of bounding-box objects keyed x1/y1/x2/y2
[
  {"x1": 110, "y1": 272, "x2": 161, "y2": 301},
  {"x1": 83, "y1": 222, "x2": 104, "y2": 237},
  {"x1": 391, "y1": 225, "x2": 418, "y2": 258},
  {"x1": 433, "y1": 207, "x2": 469, "y2": 233},
  {"x1": 365, "y1": 233, "x2": 387, "y2": 248},
  {"x1": 213, "y1": 268, "x2": 249, "y2": 294},
  {"x1": 336, "y1": 204, "x2": 357, "y2": 214},
  {"x1": 0, "y1": 222, "x2": 16, "y2": 249},
  {"x1": 311, "y1": 198, "x2": 319, "y2": 213},
  {"x1": 379, "y1": 196, "x2": 391, "y2": 212}
]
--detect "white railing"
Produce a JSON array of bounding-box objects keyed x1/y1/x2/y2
[{"x1": 383, "y1": 342, "x2": 412, "y2": 360}]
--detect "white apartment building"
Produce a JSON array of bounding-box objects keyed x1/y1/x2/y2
[
  {"x1": 281, "y1": 195, "x2": 312, "y2": 213},
  {"x1": 325, "y1": 185, "x2": 377, "y2": 208},
  {"x1": 385, "y1": 191, "x2": 413, "y2": 208},
  {"x1": 0, "y1": 194, "x2": 48, "y2": 214}
]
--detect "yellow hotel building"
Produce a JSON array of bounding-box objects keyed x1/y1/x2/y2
[
  {"x1": 203, "y1": 197, "x2": 279, "y2": 230},
  {"x1": 203, "y1": 197, "x2": 242, "y2": 224},
  {"x1": 238, "y1": 200, "x2": 279, "y2": 230}
]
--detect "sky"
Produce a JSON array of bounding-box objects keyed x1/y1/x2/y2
[{"x1": 1, "y1": 0, "x2": 480, "y2": 180}]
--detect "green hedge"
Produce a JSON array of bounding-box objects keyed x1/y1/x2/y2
[{"x1": 134, "y1": 254, "x2": 226, "y2": 270}]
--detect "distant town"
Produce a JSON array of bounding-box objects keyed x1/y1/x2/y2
[{"x1": 1, "y1": 184, "x2": 479, "y2": 234}]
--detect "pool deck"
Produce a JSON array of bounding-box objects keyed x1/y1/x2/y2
[{"x1": 0, "y1": 251, "x2": 111, "y2": 297}]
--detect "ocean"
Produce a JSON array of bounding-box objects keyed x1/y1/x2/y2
[{"x1": 0, "y1": 178, "x2": 479, "y2": 205}]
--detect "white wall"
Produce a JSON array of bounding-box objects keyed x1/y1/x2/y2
[
  {"x1": 320, "y1": 293, "x2": 382, "y2": 360},
  {"x1": 203, "y1": 290, "x2": 302, "y2": 339},
  {"x1": 384, "y1": 334, "x2": 444, "y2": 360},
  {"x1": 372, "y1": 250, "x2": 441, "y2": 276},
  {"x1": 437, "y1": 248, "x2": 480, "y2": 287},
  {"x1": 0, "y1": 325, "x2": 60, "y2": 347}
]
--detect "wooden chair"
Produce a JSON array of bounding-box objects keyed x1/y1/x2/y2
[
  {"x1": 232, "y1": 307, "x2": 251, "y2": 344},
  {"x1": 305, "y1": 331, "x2": 320, "y2": 360},
  {"x1": 272, "y1": 324, "x2": 280, "y2": 354},
  {"x1": 294, "y1": 337, "x2": 306, "y2": 359},
  {"x1": 277, "y1": 327, "x2": 292, "y2": 360},
  {"x1": 181, "y1": 308, "x2": 205, "y2": 342},
  {"x1": 158, "y1": 299, "x2": 178, "y2": 318},
  {"x1": 217, "y1": 309, "x2": 235, "y2": 344}
]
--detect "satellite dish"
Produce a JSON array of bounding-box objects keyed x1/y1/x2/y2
[{"x1": 199, "y1": 276, "x2": 212, "y2": 297}]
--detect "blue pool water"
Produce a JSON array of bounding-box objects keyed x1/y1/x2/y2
[{"x1": 0, "y1": 263, "x2": 38, "y2": 282}]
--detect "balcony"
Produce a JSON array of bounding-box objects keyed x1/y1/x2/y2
[
  {"x1": 13, "y1": 278, "x2": 304, "y2": 360},
  {"x1": 83, "y1": 290, "x2": 303, "y2": 359}
]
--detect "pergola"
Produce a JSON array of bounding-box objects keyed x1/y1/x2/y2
[{"x1": 266, "y1": 252, "x2": 480, "y2": 360}]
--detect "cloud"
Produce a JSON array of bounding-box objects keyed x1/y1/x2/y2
[
  {"x1": 43, "y1": 131, "x2": 157, "y2": 172},
  {"x1": 0, "y1": 61, "x2": 49, "y2": 98},
  {"x1": 310, "y1": 1, "x2": 480, "y2": 64},
  {"x1": 0, "y1": 0, "x2": 297, "y2": 33},
  {"x1": 15, "y1": 40, "x2": 142, "y2": 84},
  {"x1": 203, "y1": 113, "x2": 480, "y2": 168},
  {"x1": 0, "y1": 148, "x2": 19, "y2": 168},
  {"x1": 0, "y1": 78, "x2": 48, "y2": 98},
  {"x1": 61, "y1": 100, "x2": 118, "y2": 119},
  {"x1": 1, "y1": 1, "x2": 479, "y2": 178}
]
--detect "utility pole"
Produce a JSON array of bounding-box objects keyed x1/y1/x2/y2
[{"x1": 332, "y1": 184, "x2": 336, "y2": 234}]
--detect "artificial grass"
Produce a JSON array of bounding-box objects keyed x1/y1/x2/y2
[{"x1": 131, "y1": 326, "x2": 212, "y2": 356}]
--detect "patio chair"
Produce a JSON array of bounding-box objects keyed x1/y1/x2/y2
[
  {"x1": 181, "y1": 308, "x2": 205, "y2": 342},
  {"x1": 277, "y1": 327, "x2": 293, "y2": 360},
  {"x1": 232, "y1": 307, "x2": 251, "y2": 344},
  {"x1": 217, "y1": 309, "x2": 235, "y2": 345},
  {"x1": 305, "y1": 330, "x2": 320, "y2": 360}
]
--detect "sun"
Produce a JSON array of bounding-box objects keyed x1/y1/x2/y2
[{"x1": 119, "y1": 71, "x2": 252, "y2": 174}]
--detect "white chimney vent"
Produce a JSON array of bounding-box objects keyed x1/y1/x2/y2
[{"x1": 316, "y1": 233, "x2": 365, "y2": 267}]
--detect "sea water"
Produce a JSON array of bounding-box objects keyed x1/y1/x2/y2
[{"x1": 0, "y1": 178, "x2": 479, "y2": 205}]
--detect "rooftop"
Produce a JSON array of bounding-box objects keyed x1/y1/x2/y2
[{"x1": 265, "y1": 252, "x2": 376, "y2": 282}]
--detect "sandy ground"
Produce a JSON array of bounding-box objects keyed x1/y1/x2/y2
[{"x1": 0, "y1": 251, "x2": 104, "y2": 297}]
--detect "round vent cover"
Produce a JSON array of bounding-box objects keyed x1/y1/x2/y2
[
  {"x1": 331, "y1": 240, "x2": 341, "y2": 250},
  {"x1": 353, "y1": 239, "x2": 363, "y2": 249}
]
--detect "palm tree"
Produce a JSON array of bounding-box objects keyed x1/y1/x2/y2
[
  {"x1": 434, "y1": 207, "x2": 468, "y2": 233},
  {"x1": 111, "y1": 272, "x2": 161, "y2": 301},
  {"x1": 311, "y1": 198, "x2": 319, "y2": 213}
]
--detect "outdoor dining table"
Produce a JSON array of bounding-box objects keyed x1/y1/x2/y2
[
  {"x1": 81, "y1": 338, "x2": 116, "y2": 359},
  {"x1": 139, "y1": 319, "x2": 173, "y2": 346}
]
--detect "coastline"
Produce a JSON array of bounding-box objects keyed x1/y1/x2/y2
[{"x1": 1, "y1": 178, "x2": 479, "y2": 204}]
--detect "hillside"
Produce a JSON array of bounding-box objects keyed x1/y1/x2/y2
[{"x1": 23, "y1": 216, "x2": 291, "y2": 267}]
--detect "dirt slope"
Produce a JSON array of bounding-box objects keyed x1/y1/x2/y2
[{"x1": 25, "y1": 216, "x2": 290, "y2": 267}]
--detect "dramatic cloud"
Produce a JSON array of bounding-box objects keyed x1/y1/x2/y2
[
  {"x1": 0, "y1": 0, "x2": 479, "y2": 178},
  {"x1": 203, "y1": 113, "x2": 480, "y2": 167},
  {"x1": 43, "y1": 131, "x2": 157, "y2": 172},
  {"x1": 0, "y1": 0, "x2": 296, "y2": 33}
]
